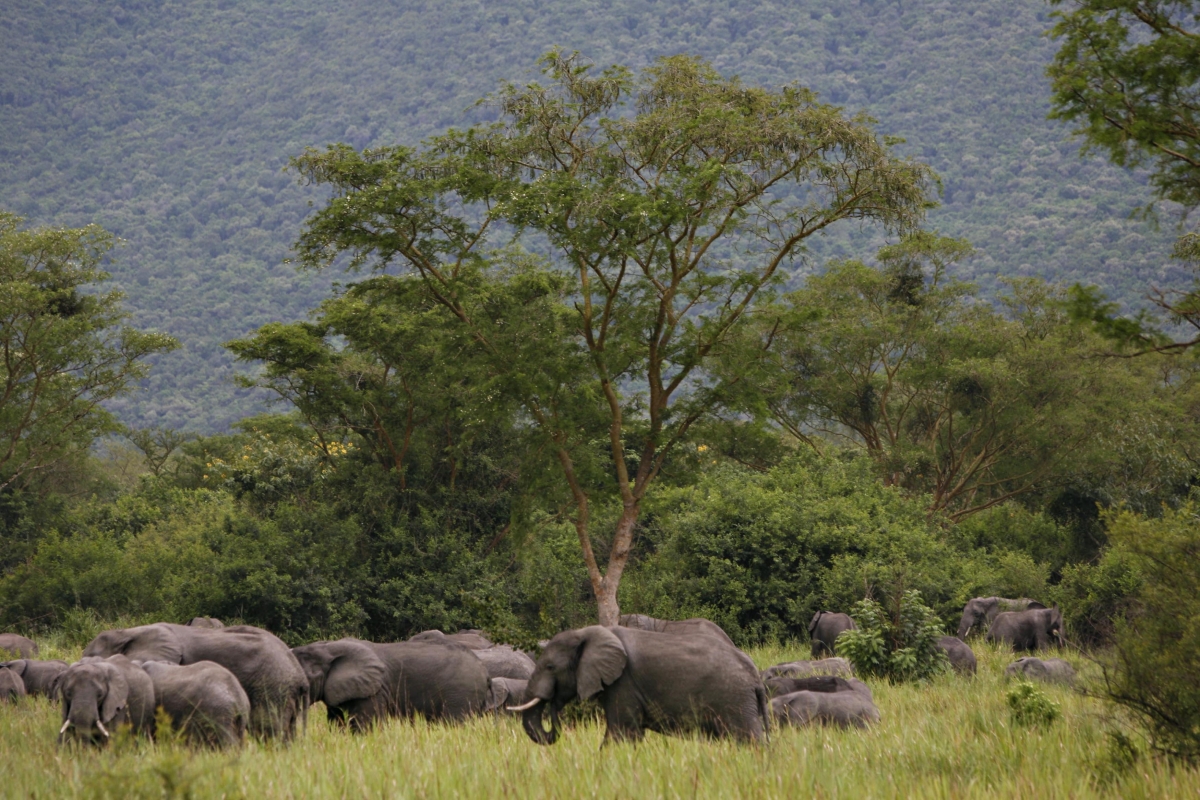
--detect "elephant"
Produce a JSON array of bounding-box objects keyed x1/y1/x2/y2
[
  {"x1": 1005, "y1": 657, "x2": 1076, "y2": 685},
  {"x1": 0, "y1": 633, "x2": 38, "y2": 659},
  {"x1": 1, "y1": 659, "x2": 68, "y2": 699},
  {"x1": 292, "y1": 638, "x2": 489, "y2": 731},
  {"x1": 474, "y1": 645, "x2": 536, "y2": 680},
  {"x1": 762, "y1": 658, "x2": 854, "y2": 679},
  {"x1": 987, "y1": 607, "x2": 1064, "y2": 652},
  {"x1": 617, "y1": 614, "x2": 735, "y2": 646},
  {"x1": 809, "y1": 612, "x2": 856, "y2": 657},
  {"x1": 485, "y1": 677, "x2": 529, "y2": 713},
  {"x1": 409, "y1": 629, "x2": 493, "y2": 650},
  {"x1": 957, "y1": 597, "x2": 1046, "y2": 639},
  {"x1": 937, "y1": 636, "x2": 977, "y2": 675},
  {"x1": 772, "y1": 689, "x2": 880, "y2": 729},
  {"x1": 83, "y1": 623, "x2": 307, "y2": 741},
  {"x1": 185, "y1": 617, "x2": 225, "y2": 629},
  {"x1": 513, "y1": 625, "x2": 768, "y2": 745},
  {"x1": 138, "y1": 660, "x2": 251, "y2": 747},
  {"x1": 0, "y1": 666, "x2": 24, "y2": 702},
  {"x1": 764, "y1": 674, "x2": 872, "y2": 699},
  {"x1": 57, "y1": 655, "x2": 155, "y2": 745}
]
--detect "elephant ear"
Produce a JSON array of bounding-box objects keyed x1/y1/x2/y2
[
  {"x1": 99, "y1": 665, "x2": 130, "y2": 725},
  {"x1": 1, "y1": 660, "x2": 27, "y2": 677},
  {"x1": 576, "y1": 627, "x2": 627, "y2": 701},
  {"x1": 808, "y1": 612, "x2": 823, "y2": 636},
  {"x1": 1027, "y1": 601, "x2": 1047, "y2": 610},
  {"x1": 484, "y1": 679, "x2": 507, "y2": 712},
  {"x1": 324, "y1": 640, "x2": 386, "y2": 707}
]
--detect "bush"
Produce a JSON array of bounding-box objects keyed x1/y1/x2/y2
[
  {"x1": 836, "y1": 590, "x2": 949, "y2": 682},
  {"x1": 1057, "y1": 546, "x2": 1142, "y2": 647},
  {"x1": 1095, "y1": 502, "x2": 1200, "y2": 762},
  {"x1": 624, "y1": 450, "x2": 1020, "y2": 643},
  {"x1": 1007, "y1": 682, "x2": 1060, "y2": 727}
]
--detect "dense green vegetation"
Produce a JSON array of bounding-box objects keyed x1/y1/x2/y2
[{"x1": 0, "y1": 0, "x2": 1184, "y2": 430}]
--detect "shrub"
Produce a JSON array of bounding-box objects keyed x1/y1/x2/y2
[
  {"x1": 836, "y1": 590, "x2": 949, "y2": 682},
  {"x1": 625, "y1": 451, "x2": 988, "y2": 644},
  {"x1": 1057, "y1": 545, "x2": 1142, "y2": 647},
  {"x1": 1095, "y1": 502, "x2": 1200, "y2": 762},
  {"x1": 1007, "y1": 681, "x2": 1060, "y2": 727}
]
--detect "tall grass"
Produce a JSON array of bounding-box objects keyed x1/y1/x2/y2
[{"x1": 1, "y1": 638, "x2": 1194, "y2": 798}]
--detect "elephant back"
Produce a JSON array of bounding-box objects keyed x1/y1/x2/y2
[
  {"x1": 0, "y1": 633, "x2": 38, "y2": 659},
  {"x1": 370, "y1": 640, "x2": 490, "y2": 722}
]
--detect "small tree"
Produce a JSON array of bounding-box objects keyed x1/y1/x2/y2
[
  {"x1": 288, "y1": 52, "x2": 935, "y2": 625},
  {"x1": 0, "y1": 212, "x2": 177, "y2": 493},
  {"x1": 837, "y1": 590, "x2": 949, "y2": 682}
]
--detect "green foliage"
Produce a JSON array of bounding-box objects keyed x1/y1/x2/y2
[
  {"x1": 1057, "y1": 546, "x2": 1143, "y2": 647},
  {"x1": 0, "y1": 212, "x2": 176, "y2": 493},
  {"x1": 750, "y1": 237, "x2": 1158, "y2": 521},
  {"x1": 1007, "y1": 681, "x2": 1061, "y2": 727},
  {"x1": 837, "y1": 591, "x2": 949, "y2": 683},
  {"x1": 1095, "y1": 501, "x2": 1200, "y2": 762},
  {"x1": 624, "y1": 449, "x2": 1001, "y2": 642}
]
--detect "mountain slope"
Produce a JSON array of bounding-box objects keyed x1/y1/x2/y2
[{"x1": 0, "y1": 0, "x2": 1179, "y2": 431}]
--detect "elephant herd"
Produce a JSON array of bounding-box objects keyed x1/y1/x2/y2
[{"x1": 0, "y1": 598, "x2": 1073, "y2": 749}]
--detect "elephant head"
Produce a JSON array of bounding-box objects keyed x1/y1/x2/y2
[
  {"x1": 57, "y1": 660, "x2": 129, "y2": 746},
  {"x1": 1041, "y1": 607, "x2": 1065, "y2": 647},
  {"x1": 290, "y1": 639, "x2": 387, "y2": 709},
  {"x1": 514, "y1": 626, "x2": 627, "y2": 746}
]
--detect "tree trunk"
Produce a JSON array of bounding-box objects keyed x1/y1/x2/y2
[{"x1": 595, "y1": 503, "x2": 640, "y2": 627}]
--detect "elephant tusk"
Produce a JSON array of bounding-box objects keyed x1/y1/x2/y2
[
  {"x1": 507, "y1": 698, "x2": 542, "y2": 712},
  {"x1": 60, "y1": 720, "x2": 71, "y2": 734},
  {"x1": 97, "y1": 721, "x2": 110, "y2": 738}
]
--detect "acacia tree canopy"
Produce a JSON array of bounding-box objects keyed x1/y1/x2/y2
[{"x1": 285, "y1": 51, "x2": 936, "y2": 624}]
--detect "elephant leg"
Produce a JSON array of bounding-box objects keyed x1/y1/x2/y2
[{"x1": 602, "y1": 692, "x2": 645, "y2": 745}]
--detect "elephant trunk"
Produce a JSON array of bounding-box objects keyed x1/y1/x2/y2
[
  {"x1": 521, "y1": 699, "x2": 559, "y2": 746},
  {"x1": 61, "y1": 698, "x2": 106, "y2": 746}
]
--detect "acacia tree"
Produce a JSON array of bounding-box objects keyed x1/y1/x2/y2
[
  {"x1": 751, "y1": 234, "x2": 1132, "y2": 521},
  {"x1": 288, "y1": 52, "x2": 935, "y2": 624},
  {"x1": 0, "y1": 212, "x2": 177, "y2": 492}
]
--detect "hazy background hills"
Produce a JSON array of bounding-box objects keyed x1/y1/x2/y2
[{"x1": 0, "y1": 0, "x2": 1182, "y2": 432}]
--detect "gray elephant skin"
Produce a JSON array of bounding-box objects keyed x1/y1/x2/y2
[
  {"x1": 772, "y1": 684, "x2": 880, "y2": 729},
  {"x1": 292, "y1": 638, "x2": 489, "y2": 732},
  {"x1": 1005, "y1": 657, "x2": 1076, "y2": 685},
  {"x1": 485, "y1": 677, "x2": 529, "y2": 713},
  {"x1": 957, "y1": 597, "x2": 1046, "y2": 639},
  {"x1": 762, "y1": 658, "x2": 854, "y2": 679},
  {"x1": 987, "y1": 607, "x2": 1064, "y2": 652},
  {"x1": 617, "y1": 614, "x2": 735, "y2": 646},
  {"x1": 409, "y1": 629, "x2": 493, "y2": 650},
  {"x1": 937, "y1": 636, "x2": 977, "y2": 675},
  {"x1": 140, "y1": 660, "x2": 250, "y2": 747},
  {"x1": 0, "y1": 666, "x2": 24, "y2": 702},
  {"x1": 516, "y1": 626, "x2": 768, "y2": 745},
  {"x1": 83, "y1": 622, "x2": 307, "y2": 741},
  {"x1": 2, "y1": 659, "x2": 68, "y2": 699},
  {"x1": 474, "y1": 645, "x2": 536, "y2": 680},
  {"x1": 764, "y1": 674, "x2": 872, "y2": 699},
  {"x1": 809, "y1": 612, "x2": 856, "y2": 657},
  {"x1": 58, "y1": 655, "x2": 155, "y2": 745},
  {"x1": 0, "y1": 633, "x2": 38, "y2": 659},
  {"x1": 185, "y1": 617, "x2": 225, "y2": 629}
]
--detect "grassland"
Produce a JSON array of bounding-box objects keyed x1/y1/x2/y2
[{"x1": 1, "y1": 639, "x2": 1195, "y2": 799}]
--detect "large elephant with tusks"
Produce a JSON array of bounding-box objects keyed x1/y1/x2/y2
[{"x1": 513, "y1": 626, "x2": 768, "y2": 745}]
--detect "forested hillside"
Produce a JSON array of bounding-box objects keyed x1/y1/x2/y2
[{"x1": 0, "y1": 0, "x2": 1181, "y2": 431}]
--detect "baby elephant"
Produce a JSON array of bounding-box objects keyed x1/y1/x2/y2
[
  {"x1": 2, "y1": 660, "x2": 68, "y2": 699},
  {"x1": 762, "y1": 658, "x2": 854, "y2": 679},
  {"x1": 765, "y1": 674, "x2": 872, "y2": 699},
  {"x1": 485, "y1": 677, "x2": 529, "y2": 713},
  {"x1": 808, "y1": 612, "x2": 856, "y2": 658},
  {"x1": 1005, "y1": 657, "x2": 1075, "y2": 685},
  {"x1": 937, "y1": 636, "x2": 977, "y2": 675},
  {"x1": 139, "y1": 661, "x2": 251, "y2": 747},
  {"x1": 772, "y1": 681, "x2": 880, "y2": 729}
]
